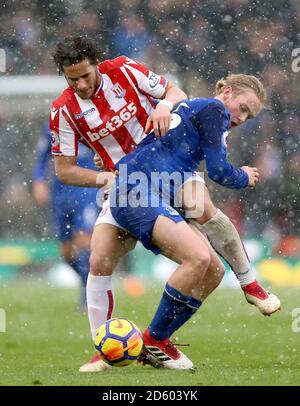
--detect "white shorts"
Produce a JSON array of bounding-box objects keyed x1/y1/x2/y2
[
  {"x1": 182, "y1": 171, "x2": 206, "y2": 186},
  {"x1": 94, "y1": 172, "x2": 205, "y2": 228},
  {"x1": 95, "y1": 198, "x2": 126, "y2": 230},
  {"x1": 175, "y1": 171, "x2": 206, "y2": 201}
]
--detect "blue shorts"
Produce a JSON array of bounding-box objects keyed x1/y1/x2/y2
[
  {"x1": 110, "y1": 190, "x2": 184, "y2": 255},
  {"x1": 51, "y1": 189, "x2": 99, "y2": 242}
]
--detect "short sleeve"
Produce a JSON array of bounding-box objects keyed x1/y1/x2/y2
[
  {"x1": 49, "y1": 104, "x2": 78, "y2": 156},
  {"x1": 122, "y1": 57, "x2": 168, "y2": 99}
]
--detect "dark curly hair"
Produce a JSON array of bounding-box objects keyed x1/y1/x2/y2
[{"x1": 53, "y1": 36, "x2": 100, "y2": 73}]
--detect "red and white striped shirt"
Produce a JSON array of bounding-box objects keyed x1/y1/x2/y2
[{"x1": 50, "y1": 56, "x2": 168, "y2": 170}]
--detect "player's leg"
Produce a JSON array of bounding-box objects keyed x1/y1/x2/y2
[
  {"x1": 166, "y1": 223, "x2": 225, "y2": 337},
  {"x1": 71, "y1": 200, "x2": 99, "y2": 308},
  {"x1": 88, "y1": 222, "x2": 136, "y2": 333},
  {"x1": 60, "y1": 240, "x2": 73, "y2": 262},
  {"x1": 60, "y1": 239, "x2": 87, "y2": 306},
  {"x1": 182, "y1": 177, "x2": 280, "y2": 315},
  {"x1": 152, "y1": 217, "x2": 211, "y2": 297},
  {"x1": 110, "y1": 193, "x2": 218, "y2": 369},
  {"x1": 52, "y1": 198, "x2": 82, "y2": 286},
  {"x1": 141, "y1": 216, "x2": 211, "y2": 369},
  {"x1": 186, "y1": 180, "x2": 255, "y2": 284},
  {"x1": 71, "y1": 231, "x2": 91, "y2": 308},
  {"x1": 79, "y1": 198, "x2": 137, "y2": 373},
  {"x1": 60, "y1": 238, "x2": 87, "y2": 303},
  {"x1": 80, "y1": 223, "x2": 136, "y2": 372}
]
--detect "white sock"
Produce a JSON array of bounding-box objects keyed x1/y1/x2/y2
[
  {"x1": 189, "y1": 209, "x2": 255, "y2": 287},
  {"x1": 87, "y1": 273, "x2": 114, "y2": 341}
]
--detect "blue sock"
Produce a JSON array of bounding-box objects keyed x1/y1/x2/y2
[
  {"x1": 70, "y1": 249, "x2": 90, "y2": 306},
  {"x1": 149, "y1": 283, "x2": 189, "y2": 341},
  {"x1": 167, "y1": 296, "x2": 202, "y2": 337}
]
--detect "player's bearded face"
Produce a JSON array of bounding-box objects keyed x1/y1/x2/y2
[
  {"x1": 225, "y1": 91, "x2": 262, "y2": 128},
  {"x1": 63, "y1": 59, "x2": 100, "y2": 99}
]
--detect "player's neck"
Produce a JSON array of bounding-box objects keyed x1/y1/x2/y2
[
  {"x1": 214, "y1": 95, "x2": 225, "y2": 105},
  {"x1": 96, "y1": 69, "x2": 101, "y2": 88},
  {"x1": 93, "y1": 69, "x2": 102, "y2": 97}
]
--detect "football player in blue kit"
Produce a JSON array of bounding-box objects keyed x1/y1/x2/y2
[
  {"x1": 109, "y1": 75, "x2": 281, "y2": 369},
  {"x1": 32, "y1": 123, "x2": 99, "y2": 308}
]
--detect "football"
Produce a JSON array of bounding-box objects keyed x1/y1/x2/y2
[{"x1": 94, "y1": 318, "x2": 144, "y2": 367}]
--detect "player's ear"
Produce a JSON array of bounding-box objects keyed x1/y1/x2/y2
[{"x1": 222, "y1": 86, "x2": 233, "y2": 100}]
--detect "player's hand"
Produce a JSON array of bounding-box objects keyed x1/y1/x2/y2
[
  {"x1": 145, "y1": 104, "x2": 172, "y2": 137},
  {"x1": 96, "y1": 170, "x2": 118, "y2": 202},
  {"x1": 32, "y1": 181, "x2": 50, "y2": 206},
  {"x1": 241, "y1": 166, "x2": 260, "y2": 188},
  {"x1": 96, "y1": 170, "x2": 118, "y2": 190},
  {"x1": 93, "y1": 154, "x2": 104, "y2": 169}
]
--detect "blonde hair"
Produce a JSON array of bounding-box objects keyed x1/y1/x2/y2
[{"x1": 215, "y1": 74, "x2": 266, "y2": 106}]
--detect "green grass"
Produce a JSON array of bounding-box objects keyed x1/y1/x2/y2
[{"x1": 0, "y1": 279, "x2": 299, "y2": 386}]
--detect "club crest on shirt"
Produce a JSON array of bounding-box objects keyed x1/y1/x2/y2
[
  {"x1": 50, "y1": 130, "x2": 60, "y2": 147},
  {"x1": 148, "y1": 72, "x2": 160, "y2": 88},
  {"x1": 111, "y1": 83, "x2": 126, "y2": 99}
]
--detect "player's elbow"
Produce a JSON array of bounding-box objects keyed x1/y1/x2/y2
[
  {"x1": 55, "y1": 168, "x2": 66, "y2": 184},
  {"x1": 55, "y1": 166, "x2": 71, "y2": 185},
  {"x1": 207, "y1": 166, "x2": 227, "y2": 182},
  {"x1": 207, "y1": 166, "x2": 246, "y2": 189},
  {"x1": 166, "y1": 82, "x2": 188, "y2": 100},
  {"x1": 207, "y1": 166, "x2": 234, "y2": 188},
  {"x1": 54, "y1": 156, "x2": 77, "y2": 185},
  {"x1": 178, "y1": 88, "x2": 188, "y2": 100}
]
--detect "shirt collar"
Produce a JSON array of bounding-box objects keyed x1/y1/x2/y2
[{"x1": 94, "y1": 68, "x2": 103, "y2": 97}]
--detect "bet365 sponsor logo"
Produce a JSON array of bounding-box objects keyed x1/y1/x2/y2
[{"x1": 87, "y1": 102, "x2": 137, "y2": 142}]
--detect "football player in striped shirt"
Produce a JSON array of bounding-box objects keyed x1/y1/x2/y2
[
  {"x1": 50, "y1": 37, "x2": 279, "y2": 372},
  {"x1": 50, "y1": 35, "x2": 187, "y2": 371}
]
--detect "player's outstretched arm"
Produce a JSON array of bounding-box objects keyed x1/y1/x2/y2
[
  {"x1": 197, "y1": 104, "x2": 249, "y2": 189},
  {"x1": 32, "y1": 181, "x2": 50, "y2": 207}
]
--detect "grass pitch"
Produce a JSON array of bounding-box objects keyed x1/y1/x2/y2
[{"x1": 0, "y1": 278, "x2": 299, "y2": 386}]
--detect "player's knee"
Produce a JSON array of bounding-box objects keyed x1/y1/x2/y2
[
  {"x1": 182, "y1": 197, "x2": 205, "y2": 220},
  {"x1": 210, "y1": 263, "x2": 225, "y2": 289},
  {"x1": 215, "y1": 264, "x2": 225, "y2": 282},
  {"x1": 60, "y1": 241, "x2": 73, "y2": 262},
  {"x1": 188, "y1": 249, "x2": 211, "y2": 273},
  {"x1": 184, "y1": 202, "x2": 205, "y2": 219},
  {"x1": 192, "y1": 203, "x2": 218, "y2": 224},
  {"x1": 73, "y1": 232, "x2": 91, "y2": 250},
  {"x1": 124, "y1": 236, "x2": 137, "y2": 253},
  {"x1": 201, "y1": 251, "x2": 211, "y2": 271},
  {"x1": 89, "y1": 251, "x2": 115, "y2": 276}
]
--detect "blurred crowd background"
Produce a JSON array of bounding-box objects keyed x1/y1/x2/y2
[{"x1": 0, "y1": 0, "x2": 299, "y2": 257}]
